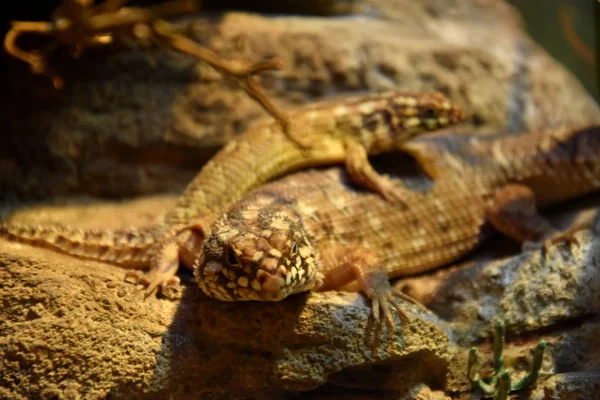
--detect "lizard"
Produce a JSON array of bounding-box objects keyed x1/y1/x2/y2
[
  {"x1": 0, "y1": 90, "x2": 465, "y2": 297},
  {"x1": 197, "y1": 124, "x2": 600, "y2": 329}
]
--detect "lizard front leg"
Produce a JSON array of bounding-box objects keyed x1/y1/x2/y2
[
  {"x1": 486, "y1": 184, "x2": 587, "y2": 250},
  {"x1": 125, "y1": 234, "x2": 183, "y2": 297},
  {"x1": 344, "y1": 141, "x2": 412, "y2": 205},
  {"x1": 125, "y1": 220, "x2": 209, "y2": 297},
  {"x1": 315, "y1": 243, "x2": 417, "y2": 331}
]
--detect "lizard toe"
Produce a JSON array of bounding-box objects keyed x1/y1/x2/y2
[
  {"x1": 545, "y1": 230, "x2": 583, "y2": 250},
  {"x1": 392, "y1": 288, "x2": 428, "y2": 311},
  {"x1": 379, "y1": 182, "x2": 409, "y2": 206},
  {"x1": 123, "y1": 270, "x2": 181, "y2": 299},
  {"x1": 124, "y1": 270, "x2": 145, "y2": 284},
  {"x1": 523, "y1": 227, "x2": 586, "y2": 254},
  {"x1": 371, "y1": 297, "x2": 381, "y2": 324},
  {"x1": 143, "y1": 275, "x2": 181, "y2": 299},
  {"x1": 369, "y1": 292, "x2": 411, "y2": 334},
  {"x1": 388, "y1": 295, "x2": 411, "y2": 326}
]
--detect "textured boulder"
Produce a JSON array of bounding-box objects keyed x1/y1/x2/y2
[
  {"x1": 531, "y1": 372, "x2": 600, "y2": 399},
  {"x1": 1, "y1": 0, "x2": 598, "y2": 198},
  {"x1": 0, "y1": 197, "x2": 457, "y2": 399},
  {"x1": 400, "y1": 199, "x2": 600, "y2": 342}
]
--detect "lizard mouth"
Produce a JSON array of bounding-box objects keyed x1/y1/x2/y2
[{"x1": 195, "y1": 259, "x2": 297, "y2": 302}]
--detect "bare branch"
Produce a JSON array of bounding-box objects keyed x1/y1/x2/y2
[
  {"x1": 3, "y1": 0, "x2": 298, "y2": 141},
  {"x1": 151, "y1": 19, "x2": 290, "y2": 134}
]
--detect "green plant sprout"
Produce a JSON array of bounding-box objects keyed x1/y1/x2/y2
[{"x1": 468, "y1": 319, "x2": 547, "y2": 400}]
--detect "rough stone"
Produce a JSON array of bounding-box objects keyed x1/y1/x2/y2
[
  {"x1": 2, "y1": 0, "x2": 598, "y2": 198},
  {"x1": 1, "y1": 198, "x2": 457, "y2": 399},
  {"x1": 399, "y1": 197, "x2": 600, "y2": 344},
  {"x1": 530, "y1": 372, "x2": 600, "y2": 399}
]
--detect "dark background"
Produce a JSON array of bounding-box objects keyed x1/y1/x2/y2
[{"x1": 507, "y1": 0, "x2": 598, "y2": 101}]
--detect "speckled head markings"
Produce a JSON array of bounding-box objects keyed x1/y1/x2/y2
[
  {"x1": 196, "y1": 193, "x2": 319, "y2": 301},
  {"x1": 288, "y1": 91, "x2": 465, "y2": 154}
]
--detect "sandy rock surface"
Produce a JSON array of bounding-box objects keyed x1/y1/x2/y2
[
  {"x1": 1, "y1": 197, "x2": 455, "y2": 399},
  {"x1": 3, "y1": 194, "x2": 600, "y2": 398}
]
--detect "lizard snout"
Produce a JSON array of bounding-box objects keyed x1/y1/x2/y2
[{"x1": 255, "y1": 267, "x2": 288, "y2": 301}]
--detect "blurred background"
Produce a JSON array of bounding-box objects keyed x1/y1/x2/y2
[
  {"x1": 507, "y1": 0, "x2": 598, "y2": 101},
  {"x1": 2, "y1": 0, "x2": 597, "y2": 100}
]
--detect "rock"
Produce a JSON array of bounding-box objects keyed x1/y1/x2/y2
[
  {"x1": 531, "y1": 372, "x2": 600, "y2": 399},
  {"x1": 399, "y1": 201, "x2": 600, "y2": 343},
  {"x1": 2, "y1": 0, "x2": 598, "y2": 198},
  {"x1": 0, "y1": 197, "x2": 456, "y2": 399}
]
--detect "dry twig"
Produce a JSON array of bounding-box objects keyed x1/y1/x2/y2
[
  {"x1": 4, "y1": 0, "x2": 199, "y2": 88},
  {"x1": 4, "y1": 0, "x2": 295, "y2": 140},
  {"x1": 150, "y1": 19, "x2": 290, "y2": 136}
]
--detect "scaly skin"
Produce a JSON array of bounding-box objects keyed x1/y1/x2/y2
[
  {"x1": 198, "y1": 125, "x2": 600, "y2": 328},
  {"x1": 0, "y1": 224, "x2": 158, "y2": 267},
  {"x1": 0, "y1": 91, "x2": 464, "y2": 295}
]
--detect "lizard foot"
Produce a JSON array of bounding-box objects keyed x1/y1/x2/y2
[
  {"x1": 126, "y1": 233, "x2": 185, "y2": 298},
  {"x1": 317, "y1": 244, "x2": 412, "y2": 332},
  {"x1": 523, "y1": 224, "x2": 589, "y2": 253},
  {"x1": 344, "y1": 141, "x2": 409, "y2": 206},
  {"x1": 124, "y1": 270, "x2": 181, "y2": 299},
  {"x1": 375, "y1": 179, "x2": 411, "y2": 205},
  {"x1": 370, "y1": 291, "x2": 411, "y2": 333}
]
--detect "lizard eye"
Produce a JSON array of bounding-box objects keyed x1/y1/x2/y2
[
  {"x1": 290, "y1": 242, "x2": 298, "y2": 256},
  {"x1": 226, "y1": 247, "x2": 241, "y2": 267}
]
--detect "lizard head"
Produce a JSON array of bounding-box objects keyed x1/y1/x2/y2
[{"x1": 195, "y1": 194, "x2": 319, "y2": 302}]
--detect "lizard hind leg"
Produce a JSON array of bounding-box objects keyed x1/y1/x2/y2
[
  {"x1": 486, "y1": 183, "x2": 581, "y2": 251},
  {"x1": 316, "y1": 244, "x2": 411, "y2": 332}
]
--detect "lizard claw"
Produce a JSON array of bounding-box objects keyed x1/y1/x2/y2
[
  {"x1": 376, "y1": 180, "x2": 410, "y2": 206},
  {"x1": 124, "y1": 270, "x2": 181, "y2": 299},
  {"x1": 523, "y1": 226, "x2": 587, "y2": 253},
  {"x1": 370, "y1": 291, "x2": 411, "y2": 333}
]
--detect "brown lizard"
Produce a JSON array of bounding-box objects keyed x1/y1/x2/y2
[
  {"x1": 1, "y1": 91, "x2": 464, "y2": 296},
  {"x1": 197, "y1": 125, "x2": 600, "y2": 329}
]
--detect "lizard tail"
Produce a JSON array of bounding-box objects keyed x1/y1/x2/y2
[{"x1": 0, "y1": 222, "x2": 159, "y2": 267}]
